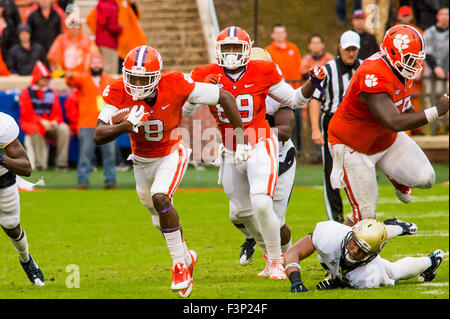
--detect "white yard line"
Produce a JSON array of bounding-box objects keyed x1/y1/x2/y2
[
  {"x1": 377, "y1": 195, "x2": 449, "y2": 204},
  {"x1": 376, "y1": 211, "x2": 449, "y2": 218},
  {"x1": 421, "y1": 282, "x2": 449, "y2": 287}
]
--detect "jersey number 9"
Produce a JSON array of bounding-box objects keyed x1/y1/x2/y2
[{"x1": 216, "y1": 94, "x2": 254, "y2": 124}]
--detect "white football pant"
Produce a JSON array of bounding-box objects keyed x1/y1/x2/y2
[
  {"x1": 330, "y1": 132, "x2": 435, "y2": 223},
  {"x1": 133, "y1": 141, "x2": 190, "y2": 229}
]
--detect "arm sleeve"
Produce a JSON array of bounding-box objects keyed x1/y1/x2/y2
[
  {"x1": 182, "y1": 101, "x2": 202, "y2": 118},
  {"x1": 186, "y1": 82, "x2": 220, "y2": 105},
  {"x1": 268, "y1": 81, "x2": 310, "y2": 109},
  {"x1": 98, "y1": 104, "x2": 119, "y2": 124}
]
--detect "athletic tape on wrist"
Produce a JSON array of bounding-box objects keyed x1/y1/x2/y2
[
  {"x1": 424, "y1": 106, "x2": 439, "y2": 123},
  {"x1": 285, "y1": 262, "x2": 301, "y2": 271}
]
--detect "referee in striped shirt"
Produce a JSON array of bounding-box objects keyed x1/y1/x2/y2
[{"x1": 309, "y1": 30, "x2": 362, "y2": 222}]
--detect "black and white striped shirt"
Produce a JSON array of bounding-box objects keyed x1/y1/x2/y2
[{"x1": 312, "y1": 57, "x2": 362, "y2": 114}]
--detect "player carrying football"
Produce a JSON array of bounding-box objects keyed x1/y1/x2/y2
[
  {"x1": 0, "y1": 112, "x2": 44, "y2": 286},
  {"x1": 93, "y1": 45, "x2": 247, "y2": 297},
  {"x1": 327, "y1": 24, "x2": 449, "y2": 238},
  {"x1": 284, "y1": 218, "x2": 444, "y2": 292},
  {"x1": 187, "y1": 26, "x2": 326, "y2": 279}
]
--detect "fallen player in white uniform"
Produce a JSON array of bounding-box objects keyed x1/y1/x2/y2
[
  {"x1": 0, "y1": 112, "x2": 44, "y2": 286},
  {"x1": 284, "y1": 219, "x2": 444, "y2": 291}
]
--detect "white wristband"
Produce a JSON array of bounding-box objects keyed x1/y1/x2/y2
[
  {"x1": 285, "y1": 262, "x2": 301, "y2": 271},
  {"x1": 424, "y1": 106, "x2": 439, "y2": 123}
]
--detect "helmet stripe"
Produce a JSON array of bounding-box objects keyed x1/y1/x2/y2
[
  {"x1": 135, "y1": 46, "x2": 147, "y2": 67},
  {"x1": 141, "y1": 46, "x2": 149, "y2": 67},
  {"x1": 229, "y1": 26, "x2": 236, "y2": 37},
  {"x1": 403, "y1": 24, "x2": 424, "y2": 50}
]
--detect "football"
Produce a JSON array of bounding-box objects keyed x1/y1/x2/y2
[{"x1": 110, "y1": 107, "x2": 132, "y2": 125}]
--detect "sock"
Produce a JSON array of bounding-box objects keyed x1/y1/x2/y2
[
  {"x1": 162, "y1": 229, "x2": 185, "y2": 266},
  {"x1": 181, "y1": 237, "x2": 192, "y2": 268},
  {"x1": 281, "y1": 239, "x2": 292, "y2": 254},
  {"x1": 233, "y1": 223, "x2": 253, "y2": 239},
  {"x1": 251, "y1": 195, "x2": 281, "y2": 261},
  {"x1": 385, "y1": 224, "x2": 404, "y2": 240},
  {"x1": 387, "y1": 257, "x2": 431, "y2": 281},
  {"x1": 10, "y1": 228, "x2": 29, "y2": 263}
]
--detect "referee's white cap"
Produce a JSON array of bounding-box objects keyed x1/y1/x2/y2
[{"x1": 340, "y1": 30, "x2": 361, "y2": 49}]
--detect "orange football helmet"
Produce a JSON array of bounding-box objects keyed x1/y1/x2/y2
[
  {"x1": 122, "y1": 46, "x2": 163, "y2": 100},
  {"x1": 380, "y1": 24, "x2": 426, "y2": 80},
  {"x1": 215, "y1": 26, "x2": 253, "y2": 70}
]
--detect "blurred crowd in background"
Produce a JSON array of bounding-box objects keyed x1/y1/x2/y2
[{"x1": 0, "y1": 0, "x2": 448, "y2": 188}]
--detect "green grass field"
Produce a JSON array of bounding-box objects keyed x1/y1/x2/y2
[{"x1": 0, "y1": 164, "x2": 448, "y2": 299}]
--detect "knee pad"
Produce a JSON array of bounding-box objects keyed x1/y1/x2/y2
[
  {"x1": 136, "y1": 184, "x2": 160, "y2": 229},
  {"x1": 0, "y1": 214, "x2": 20, "y2": 230},
  {"x1": 229, "y1": 204, "x2": 253, "y2": 223},
  {"x1": 415, "y1": 167, "x2": 435, "y2": 189},
  {"x1": 250, "y1": 194, "x2": 272, "y2": 214}
]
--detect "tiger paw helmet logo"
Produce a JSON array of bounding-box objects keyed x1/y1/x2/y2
[
  {"x1": 393, "y1": 34, "x2": 410, "y2": 50},
  {"x1": 365, "y1": 74, "x2": 378, "y2": 87}
]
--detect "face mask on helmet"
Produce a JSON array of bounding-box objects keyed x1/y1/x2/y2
[
  {"x1": 216, "y1": 41, "x2": 251, "y2": 70},
  {"x1": 122, "y1": 65, "x2": 160, "y2": 101},
  {"x1": 395, "y1": 51, "x2": 425, "y2": 79},
  {"x1": 343, "y1": 231, "x2": 376, "y2": 265}
]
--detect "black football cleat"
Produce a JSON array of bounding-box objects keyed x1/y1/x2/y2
[
  {"x1": 418, "y1": 250, "x2": 444, "y2": 282},
  {"x1": 239, "y1": 238, "x2": 256, "y2": 266},
  {"x1": 20, "y1": 254, "x2": 45, "y2": 286},
  {"x1": 383, "y1": 218, "x2": 417, "y2": 236}
]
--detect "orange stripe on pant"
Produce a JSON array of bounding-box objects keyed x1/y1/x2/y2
[
  {"x1": 343, "y1": 168, "x2": 362, "y2": 223},
  {"x1": 265, "y1": 137, "x2": 278, "y2": 197},
  {"x1": 167, "y1": 142, "x2": 188, "y2": 198}
]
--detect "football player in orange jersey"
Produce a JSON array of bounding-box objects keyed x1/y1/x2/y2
[
  {"x1": 186, "y1": 26, "x2": 326, "y2": 280},
  {"x1": 93, "y1": 45, "x2": 247, "y2": 297},
  {"x1": 327, "y1": 25, "x2": 449, "y2": 238}
]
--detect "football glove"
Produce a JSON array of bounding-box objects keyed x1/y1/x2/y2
[
  {"x1": 309, "y1": 65, "x2": 326, "y2": 95},
  {"x1": 234, "y1": 143, "x2": 252, "y2": 164},
  {"x1": 204, "y1": 73, "x2": 222, "y2": 85},
  {"x1": 316, "y1": 276, "x2": 347, "y2": 290},
  {"x1": 126, "y1": 105, "x2": 146, "y2": 133},
  {"x1": 291, "y1": 281, "x2": 308, "y2": 293}
]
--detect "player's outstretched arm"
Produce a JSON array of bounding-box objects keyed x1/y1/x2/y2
[
  {"x1": 360, "y1": 92, "x2": 449, "y2": 132},
  {"x1": 93, "y1": 119, "x2": 133, "y2": 145},
  {"x1": 268, "y1": 66, "x2": 326, "y2": 109},
  {"x1": 285, "y1": 234, "x2": 316, "y2": 292},
  {"x1": 0, "y1": 139, "x2": 32, "y2": 177}
]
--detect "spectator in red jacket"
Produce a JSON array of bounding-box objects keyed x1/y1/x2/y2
[
  {"x1": 19, "y1": 61, "x2": 70, "y2": 170},
  {"x1": 96, "y1": 0, "x2": 122, "y2": 74}
]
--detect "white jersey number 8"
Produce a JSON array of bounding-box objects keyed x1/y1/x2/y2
[
  {"x1": 144, "y1": 119, "x2": 164, "y2": 142},
  {"x1": 216, "y1": 94, "x2": 254, "y2": 124}
]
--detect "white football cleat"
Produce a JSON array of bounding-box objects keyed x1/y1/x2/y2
[
  {"x1": 171, "y1": 263, "x2": 191, "y2": 292},
  {"x1": 388, "y1": 177, "x2": 412, "y2": 203},
  {"x1": 267, "y1": 259, "x2": 286, "y2": 280},
  {"x1": 179, "y1": 250, "x2": 197, "y2": 298}
]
